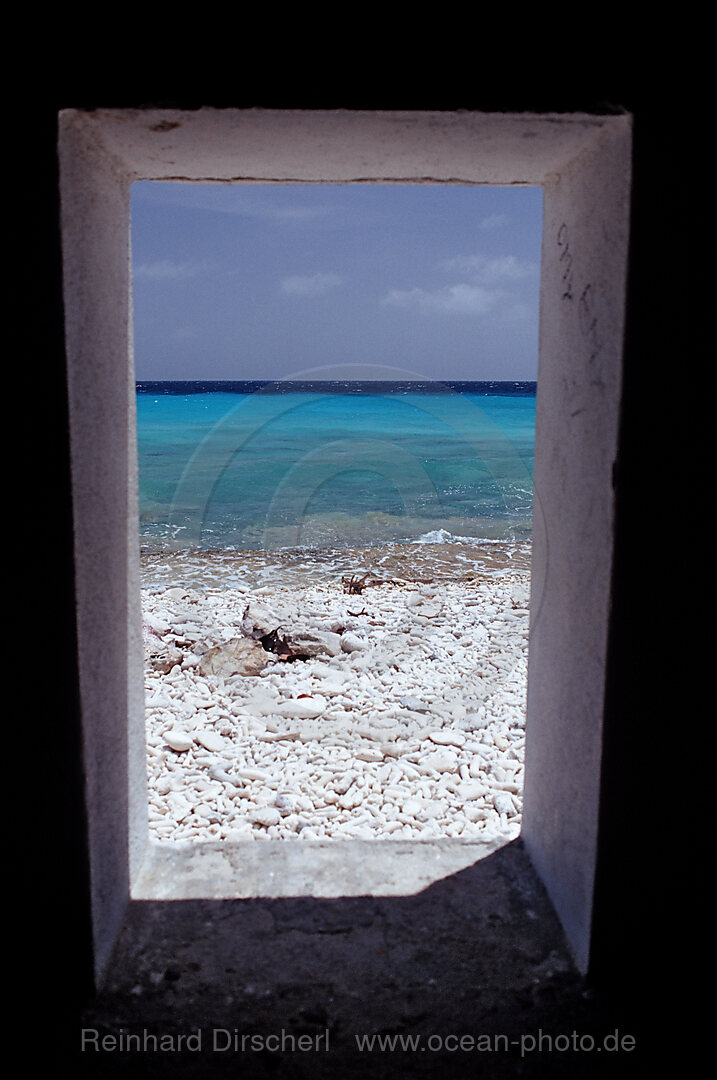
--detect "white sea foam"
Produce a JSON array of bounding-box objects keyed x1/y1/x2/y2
[
  {"x1": 413, "y1": 529, "x2": 514, "y2": 546},
  {"x1": 415, "y1": 529, "x2": 455, "y2": 544}
]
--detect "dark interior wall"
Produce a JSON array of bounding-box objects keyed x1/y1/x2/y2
[
  {"x1": 590, "y1": 96, "x2": 700, "y2": 1039},
  {"x1": 19, "y1": 52, "x2": 699, "y2": 1074}
]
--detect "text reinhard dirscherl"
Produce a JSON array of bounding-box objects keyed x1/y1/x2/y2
[
  {"x1": 81, "y1": 1028, "x2": 637, "y2": 1057},
  {"x1": 81, "y1": 1029, "x2": 330, "y2": 1053}
]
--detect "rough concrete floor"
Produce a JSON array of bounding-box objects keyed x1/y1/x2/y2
[{"x1": 59, "y1": 840, "x2": 655, "y2": 1078}]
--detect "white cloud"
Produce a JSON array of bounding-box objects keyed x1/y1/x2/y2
[
  {"x1": 382, "y1": 283, "x2": 500, "y2": 316},
  {"x1": 479, "y1": 213, "x2": 509, "y2": 230},
  {"x1": 133, "y1": 259, "x2": 206, "y2": 280},
  {"x1": 280, "y1": 272, "x2": 343, "y2": 297},
  {"x1": 438, "y1": 253, "x2": 536, "y2": 282},
  {"x1": 132, "y1": 184, "x2": 332, "y2": 225},
  {"x1": 381, "y1": 251, "x2": 537, "y2": 319}
]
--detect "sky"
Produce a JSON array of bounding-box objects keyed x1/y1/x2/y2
[{"x1": 131, "y1": 182, "x2": 543, "y2": 382}]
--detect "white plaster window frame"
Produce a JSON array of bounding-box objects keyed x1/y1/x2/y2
[{"x1": 59, "y1": 107, "x2": 632, "y2": 983}]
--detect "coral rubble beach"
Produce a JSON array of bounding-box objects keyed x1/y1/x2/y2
[{"x1": 141, "y1": 540, "x2": 531, "y2": 845}]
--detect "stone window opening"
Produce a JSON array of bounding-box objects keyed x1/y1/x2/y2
[{"x1": 59, "y1": 107, "x2": 631, "y2": 984}]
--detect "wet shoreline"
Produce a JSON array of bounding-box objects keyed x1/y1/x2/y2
[{"x1": 140, "y1": 539, "x2": 532, "y2": 593}]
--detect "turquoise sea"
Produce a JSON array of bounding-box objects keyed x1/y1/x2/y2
[{"x1": 137, "y1": 381, "x2": 535, "y2": 589}]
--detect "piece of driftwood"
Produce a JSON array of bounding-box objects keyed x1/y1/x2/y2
[
  {"x1": 341, "y1": 572, "x2": 417, "y2": 594},
  {"x1": 342, "y1": 572, "x2": 371, "y2": 595}
]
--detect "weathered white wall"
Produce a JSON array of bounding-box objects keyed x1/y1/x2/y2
[
  {"x1": 59, "y1": 108, "x2": 631, "y2": 984},
  {"x1": 64, "y1": 107, "x2": 610, "y2": 184},
  {"x1": 523, "y1": 121, "x2": 632, "y2": 972},
  {"x1": 59, "y1": 123, "x2": 148, "y2": 979}
]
